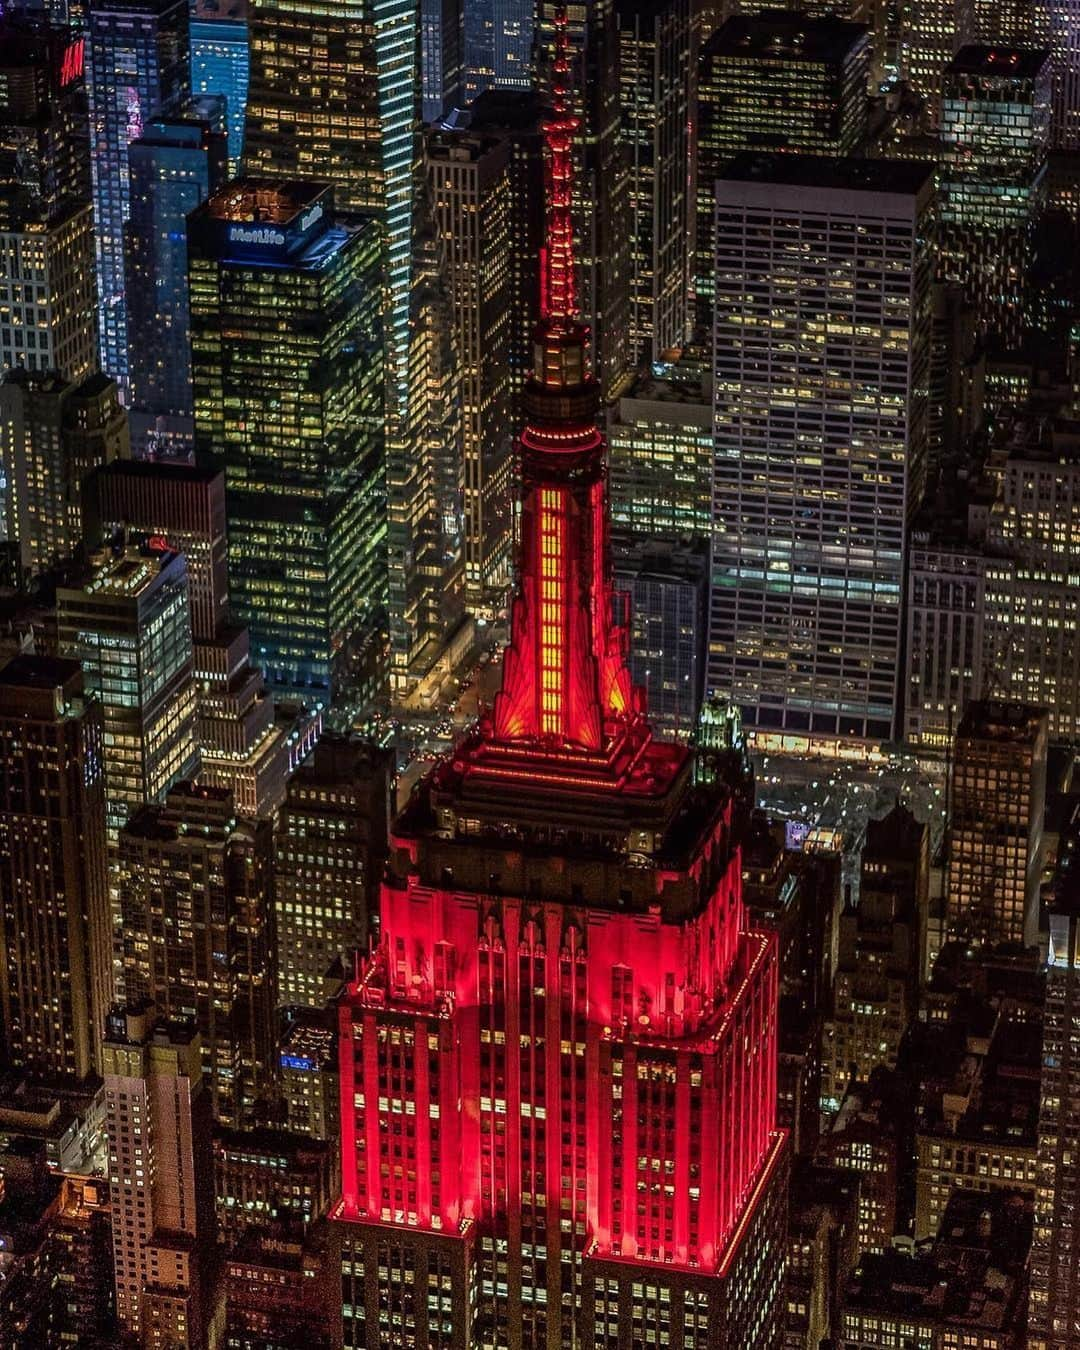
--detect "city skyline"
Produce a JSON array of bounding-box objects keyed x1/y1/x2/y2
[{"x1": 2, "y1": 0, "x2": 1080, "y2": 1345}]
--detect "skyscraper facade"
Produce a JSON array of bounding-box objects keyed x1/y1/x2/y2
[
  {"x1": 617, "y1": 0, "x2": 693, "y2": 368},
  {"x1": 709, "y1": 155, "x2": 934, "y2": 750},
  {"x1": 463, "y1": 0, "x2": 533, "y2": 98},
  {"x1": 1031, "y1": 821, "x2": 1080, "y2": 1349},
  {"x1": 905, "y1": 414, "x2": 1080, "y2": 751},
  {"x1": 939, "y1": 45, "x2": 1051, "y2": 345},
  {"x1": 695, "y1": 15, "x2": 871, "y2": 336},
  {"x1": 1035, "y1": 0, "x2": 1080, "y2": 148},
  {"x1": 56, "y1": 545, "x2": 200, "y2": 835},
  {"x1": 903, "y1": 535, "x2": 987, "y2": 751},
  {"x1": 91, "y1": 459, "x2": 229, "y2": 644},
  {"x1": 614, "y1": 536, "x2": 709, "y2": 740},
  {"x1": 243, "y1": 0, "x2": 416, "y2": 415},
  {"x1": 607, "y1": 366, "x2": 714, "y2": 544},
  {"x1": 244, "y1": 0, "x2": 380, "y2": 217},
  {"x1": 465, "y1": 89, "x2": 545, "y2": 429},
  {"x1": 274, "y1": 735, "x2": 392, "y2": 1010},
  {"x1": 125, "y1": 99, "x2": 228, "y2": 456},
  {"x1": 421, "y1": 0, "x2": 462, "y2": 123},
  {"x1": 103, "y1": 1004, "x2": 219, "y2": 1348},
  {"x1": 331, "y1": 18, "x2": 787, "y2": 1344},
  {"x1": 385, "y1": 219, "x2": 467, "y2": 695},
  {"x1": 118, "y1": 782, "x2": 277, "y2": 1126},
  {"x1": 89, "y1": 458, "x2": 307, "y2": 817},
  {"x1": 0, "y1": 368, "x2": 125, "y2": 581},
  {"x1": 86, "y1": 0, "x2": 189, "y2": 383},
  {"x1": 0, "y1": 656, "x2": 110, "y2": 1083},
  {"x1": 246, "y1": 0, "x2": 462, "y2": 695},
  {"x1": 0, "y1": 17, "x2": 98, "y2": 386},
  {"x1": 425, "y1": 128, "x2": 513, "y2": 613},
  {"x1": 823, "y1": 805, "x2": 925, "y2": 1104},
  {"x1": 189, "y1": 0, "x2": 250, "y2": 173},
  {"x1": 188, "y1": 182, "x2": 385, "y2": 702},
  {"x1": 899, "y1": 0, "x2": 974, "y2": 123},
  {"x1": 945, "y1": 699, "x2": 1048, "y2": 947}
]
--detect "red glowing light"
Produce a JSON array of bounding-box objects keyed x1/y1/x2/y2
[
  {"x1": 59, "y1": 38, "x2": 84, "y2": 88},
  {"x1": 489, "y1": 2, "x2": 634, "y2": 752},
  {"x1": 337, "y1": 823, "x2": 781, "y2": 1269},
  {"x1": 335, "y1": 0, "x2": 783, "y2": 1309},
  {"x1": 146, "y1": 533, "x2": 169, "y2": 552}
]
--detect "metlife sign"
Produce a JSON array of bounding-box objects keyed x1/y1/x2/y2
[
  {"x1": 218, "y1": 195, "x2": 328, "y2": 263},
  {"x1": 228, "y1": 224, "x2": 286, "y2": 248},
  {"x1": 298, "y1": 202, "x2": 324, "y2": 233}
]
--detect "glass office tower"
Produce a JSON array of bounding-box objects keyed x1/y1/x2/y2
[
  {"x1": 188, "y1": 181, "x2": 385, "y2": 703},
  {"x1": 189, "y1": 2, "x2": 250, "y2": 173},
  {"x1": 86, "y1": 0, "x2": 189, "y2": 384}
]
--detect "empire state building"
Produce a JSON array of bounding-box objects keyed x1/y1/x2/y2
[{"x1": 330, "y1": 7, "x2": 789, "y2": 1343}]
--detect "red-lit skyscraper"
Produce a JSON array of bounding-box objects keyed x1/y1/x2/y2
[{"x1": 331, "y1": 11, "x2": 787, "y2": 1345}]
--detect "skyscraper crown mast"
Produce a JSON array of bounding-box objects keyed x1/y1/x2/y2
[
  {"x1": 492, "y1": 2, "x2": 638, "y2": 755},
  {"x1": 333, "y1": 24, "x2": 786, "y2": 1343}
]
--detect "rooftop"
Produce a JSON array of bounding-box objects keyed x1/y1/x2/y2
[
  {"x1": 97, "y1": 456, "x2": 221, "y2": 487},
  {"x1": 203, "y1": 179, "x2": 327, "y2": 226},
  {"x1": 67, "y1": 546, "x2": 184, "y2": 601},
  {"x1": 947, "y1": 43, "x2": 1051, "y2": 81},
  {"x1": 706, "y1": 10, "x2": 870, "y2": 63},
  {"x1": 957, "y1": 698, "x2": 1048, "y2": 743},
  {"x1": 617, "y1": 370, "x2": 712, "y2": 417},
  {"x1": 720, "y1": 151, "x2": 934, "y2": 197},
  {"x1": 0, "y1": 653, "x2": 82, "y2": 692},
  {"x1": 188, "y1": 179, "x2": 364, "y2": 273},
  {"x1": 466, "y1": 87, "x2": 544, "y2": 135},
  {"x1": 863, "y1": 802, "x2": 926, "y2": 861},
  {"x1": 844, "y1": 1190, "x2": 1032, "y2": 1331}
]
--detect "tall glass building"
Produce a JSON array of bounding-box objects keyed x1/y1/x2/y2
[
  {"x1": 86, "y1": 0, "x2": 189, "y2": 384},
  {"x1": 243, "y1": 0, "x2": 414, "y2": 388},
  {"x1": 188, "y1": 181, "x2": 386, "y2": 703},
  {"x1": 189, "y1": 3, "x2": 250, "y2": 173},
  {"x1": 245, "y1": 0, "x2": 465, "y2": 696},
  {"x1": 420, "y1": 0, "x2": 461, "y2": 122},
  {"x1": 939, "y1": 44, "x2": 1051, "y2": 346},
  {"x1": 125, "y1": 99, "x2": 228, "y2": 456},
  {"x1": 56, "y1": 545, "x2": 200, "y2": 837},
  {"x1": 463, "y1": 0, "x2": 533, "y2": 98}
]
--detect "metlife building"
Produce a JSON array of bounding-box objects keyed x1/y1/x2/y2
[{"x1": 188, "y1": 181, "x2": 387, "y2": 703}]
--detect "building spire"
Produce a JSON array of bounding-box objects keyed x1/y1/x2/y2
[
  {"x1": 489, "y1": 8, "x2": 640, "y2": 753},
  {"x1": 539, "y1": 2, "x2": 579, "y2": 332}
]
